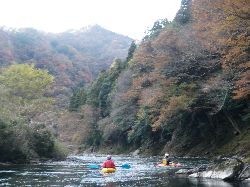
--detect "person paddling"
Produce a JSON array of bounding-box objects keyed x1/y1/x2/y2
[
  {"x1": 162, "y1": 153, "x2": 171, "y2": 166},
  {"x1": 102, "y1": 155, "x2": 116, "y2": 169}
]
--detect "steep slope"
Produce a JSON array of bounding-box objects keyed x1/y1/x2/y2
[{"x1": 69, "y1": 0, "x2": 250, "y2": 160}]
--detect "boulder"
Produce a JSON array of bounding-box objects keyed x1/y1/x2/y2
[
  {"x1": 131, "y1": 149, "x2": 140, "y2": 156},
  {"x1": 189, "y1": 158, "x2": 245, "y2": 181},
  {"x1": 176, "y1": 169, "x2": 190, "y2": 175},
  {"x1": 239, "y1": 164, "x2": 250, "y2": 181},
  {"x1": 176, "y1": 167, "x2": 207, "y2": 175}
]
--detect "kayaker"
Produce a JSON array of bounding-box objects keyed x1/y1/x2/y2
[
  {"x1": 102, "y1": 155, "x2": 116, "y2": 168},
  {"x1": 162, "y1": 153, "x2": 171, "y2": 165}
]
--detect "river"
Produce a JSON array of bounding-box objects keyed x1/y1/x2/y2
[{"x1": 0, "y1": 154, "x2": 249, "y2": 186}]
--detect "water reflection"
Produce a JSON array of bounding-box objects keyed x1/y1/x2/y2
[{"x1": 0, "y1": 155, "x2": 249, "y2": 187}]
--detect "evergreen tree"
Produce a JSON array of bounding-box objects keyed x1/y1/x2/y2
[
  {"x1": 144, "y1": 19, "x2": 169, "y2": 40},
  {"x1": 174, "y1": 0, "x2": 192, "y2": 24},
  {"x1": 126, "y1": 41, "x2": 137, "y2": 62},
  {"x1": 69, "y1": 88, "x2": 87, "y2": 111}
]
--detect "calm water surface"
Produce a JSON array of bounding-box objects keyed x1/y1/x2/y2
[{"x1": 0, "y1": 155, "x2": 249, "y2": 186}]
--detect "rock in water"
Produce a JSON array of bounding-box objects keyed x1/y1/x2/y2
[
  {"x1": 239, "y1": 164, "x2": 250, "y2": 181},
  {"x1": 189, "y1": 158, "x2": 246, "y2": 181}
]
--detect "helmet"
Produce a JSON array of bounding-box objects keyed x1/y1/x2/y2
[
  {"x1": 165, "y1": 153, "x2": 169, "y2": 157},
  {"x1": 107, "y1": 155, "x2": 112, "y2": 160}
]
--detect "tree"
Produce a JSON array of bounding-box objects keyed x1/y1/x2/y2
[
  {"x1": 221, "y1": 0, "x2": 250, "y2": 99},
  {"x1": 0, "y1": 63, "x2": 54, "y2": 122},
  {"x1": 192, "y1": 0, "x2": 250, "y2": 99},
  {"x1": 144, "y1": 19, "x2": 169, "y2": 40},
  {"x1": 128, "y1": 106, "x2": 152, "y2": 146},
  {"x1": 126, "y1": 41, "x2": 137, "y2": 62},
  {"x1": 69, "y1": 88, "x2": 87, "y2": 111},
  {"x1": 174, "y1": 0, "x2": 192, "y2": 24}
]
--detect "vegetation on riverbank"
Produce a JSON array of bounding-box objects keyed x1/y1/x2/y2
[
  {"x1": 0, "y1": 0, "x2": 249, "y2": 163},
  {"x1": 0, "y1": 25, "x2": 131, "y2": 163},
  {"x1": 214, "y1": 128, "x2": 250, "y2": 162},
  {"x1": 0, "y1": 64, "x2": 67, "y2": 163},
  {"x1": 69, "y1": 0, "x2": 250, "y2": 159}
]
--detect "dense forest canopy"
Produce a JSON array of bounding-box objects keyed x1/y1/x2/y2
[
  {"x1": 0, "y1": 64, "x2": 65, "y2": 162},
  {"x1": 0, "y1": 0, "x2": 249, "y2": 163},
  {"x1": 0, "y1": 25, "x2": 132, "y2": 107},
  {"x1": 0, "y1": 25, "x2": 131, "y2": 163},
  {"x1": 68, "y1": 0, "x2": 250, "y2": 158}
]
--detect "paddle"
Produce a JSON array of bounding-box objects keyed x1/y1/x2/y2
[
  {"x1": 87, "y1": 164, "x2": 101, "y2": 169},
  {"x1": 87, "y1": 163, "x2": 131, "y2": 169},
  {"x1": 117, "y1": 163, "x2": 131, "y2": 169}
]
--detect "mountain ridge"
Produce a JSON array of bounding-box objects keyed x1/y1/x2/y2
[{"x1": 0, "y1": 24, "x2": 133, "y2": 106}]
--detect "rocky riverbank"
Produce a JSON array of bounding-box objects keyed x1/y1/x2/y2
[{"x1": 176, "y1": 158, "x2": 250, "y2": 182}]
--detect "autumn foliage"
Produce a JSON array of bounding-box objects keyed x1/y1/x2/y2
[
  {"x1": 1, "y1": 0, "x2": 248, "y2": 158},
  {"x1": 68, "y1": 0, "x2": 250, "y2": 156},
  {"x1": 192, "y1": 0, "x2": 250, "y2": 99}
]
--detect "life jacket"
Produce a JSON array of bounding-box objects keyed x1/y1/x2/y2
[
  {"x1": 162, "y1": 158, "x2": 171, "y2": 165},
  {"x1": 102, "y1": 160, "x2": 116, "y2": 168}
]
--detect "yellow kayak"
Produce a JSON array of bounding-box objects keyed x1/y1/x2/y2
[
  {"x1": 157, "y1": 163, "x2": 181, "y2": 167},
  {"x1": 101, "y1": 168, "x2": 116, "y2": 173}
]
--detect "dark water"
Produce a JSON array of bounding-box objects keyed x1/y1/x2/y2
[{"x1": 0, "y1": 155, "x2": 249, "y2": 186}]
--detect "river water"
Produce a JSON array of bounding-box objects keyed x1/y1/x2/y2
[{"x1": 0, "y1": 154, "x2": 249, "y2": 186}]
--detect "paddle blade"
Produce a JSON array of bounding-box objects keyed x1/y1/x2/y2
[
  {"x1": 121, "y1": 163, "x2": 131, "y2": 169},
  {"x1": 88, "y1": 164, "x2": 100, "y2": 169}
]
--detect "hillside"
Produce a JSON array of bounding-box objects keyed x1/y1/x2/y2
[
  {"x1": 0, "y1": 25, "x2": 132, "y2": 107},
  {"x1": 68, "y1": 0, "x2": 250, "y2": 160},
  {"x1": 0, "y1": 0, "x2": 249, "y2": 164},
  {"x1": 0, "y1": 25, "x2": 132, "y2": 163}
]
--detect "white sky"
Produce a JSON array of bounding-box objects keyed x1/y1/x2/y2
[{"x1": 0, "y1": 0, "x2": 181, "y2": 39}]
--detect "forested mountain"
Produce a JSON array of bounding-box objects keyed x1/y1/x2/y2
[
  {"x1": 0, "y1": 0, "x2": 249, "y2": 164},
  {"x1": 0, "y1": 25, "x2": 132, "y2": 106},
  {"x1": 0, "y1": 25, "x2": 132, "y2": 163},
  {"x1": 68, "y1": 0, "x2": 250, "y2": 159}
]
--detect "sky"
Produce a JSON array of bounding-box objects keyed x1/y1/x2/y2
[{"x1": 0, "y1": 0, "x2": 181, "y2": 39}]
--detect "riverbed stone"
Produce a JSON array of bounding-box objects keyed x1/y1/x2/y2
[
  {"x1": 131, "y1": 149, "x2": 140, "y2": 156},
  {"x1": 176, "y1": 167, "x2": 206, "y2": 176},
  {"x1": 239, "y1": 164, "x2": 250, "y2": 181},
  {"x1": 0, "y1": 162, "x2": 11, "y2": 166},
  {"x1": 189, "y1": 158, "x2": 245, "y2": 181},
  {"x1": 176, "y1": 169, "x2": 190, "y2": 174}
]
